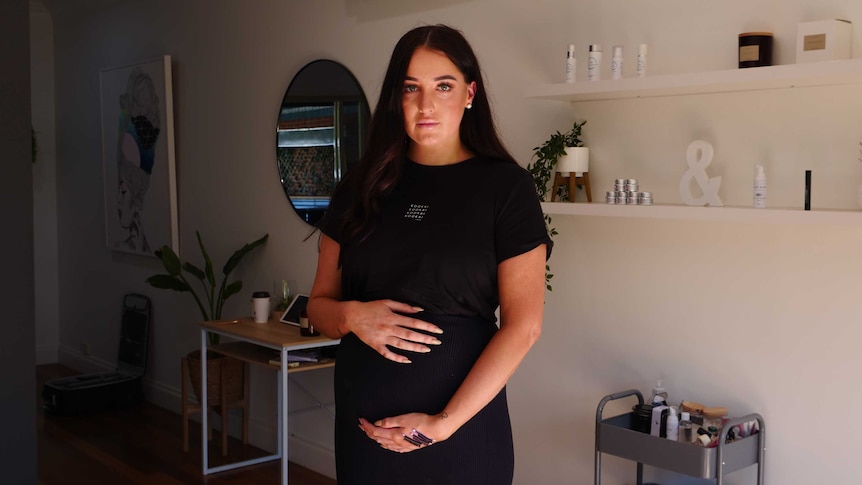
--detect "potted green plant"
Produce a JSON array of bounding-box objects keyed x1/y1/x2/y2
[
  {"x1": 527, "y1": 120, "x2": 587, "y2": 291},
  {"x1": 146, "y1": 230, "x2": 269, "y2": 343},
  {"x1": 528, "y1": 120, "x2": 587, "y2": 202},
  {"x1": 146, "y1": 230, "x2": 268, "y2": 409}
]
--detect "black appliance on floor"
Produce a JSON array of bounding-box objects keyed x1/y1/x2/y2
[{"x1": 43, "y1": 293, "x2": 151, "y2": 416}]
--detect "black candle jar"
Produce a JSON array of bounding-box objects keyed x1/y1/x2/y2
[
  {"x1": 738, "y1": 32, "x2": 774, "y2": 68},
  {"x1": 631, "y1": 403, "x2": 654, "y2": 433}
]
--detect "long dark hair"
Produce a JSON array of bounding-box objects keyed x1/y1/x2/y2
[{"x1": 336, "y1": 24, "x2": 516, "y2": 241}]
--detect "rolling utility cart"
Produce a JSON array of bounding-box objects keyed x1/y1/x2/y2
[{"x1": 595, "y1": 389, "x2": 765, "y2": 485}]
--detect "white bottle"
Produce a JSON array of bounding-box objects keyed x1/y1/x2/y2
[
  {"x1": 637, "y1": 44, "x2": 648, "y2": 78},
  {"x1": 588, "y1": 44, "x2": 602, "y2": 81},
  {"x1": 566, "y1": 44, "x2": 576, "y2": 83},
  {"x1": 611, "y1": 45, "x2": 624, "y2": 80},
  {"x1": 650, "y1": 379, "x2": 668, "y2": 405},
  {"x1": 650, "y1": 404, "x2": 669, "y2": 437},
  {"x1": 665, "y1": 406, "x2": 679, "y2": 441},
  {"x1": 754, "y1": 164, "x2": 767, "y2": 208}
]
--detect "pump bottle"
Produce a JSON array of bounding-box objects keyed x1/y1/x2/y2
[
  {"x1": 588, "y1": 45, "x2": 602, "y2": 81},
  {"x1": 754, "y1": 164, "x2": 767, "y2": 208},
  {"x1": 650, "y1": 379, "x2": 668, "y2": 405},
  {"x1": 566, "y1": 44, "x2": 576, "y2": 83},
  {"x1": 611, "y1": 45, "x2": 624, "y2": 80},
  {"x1": 637, "y1": 44, "x2": 648, "y2": 77}
]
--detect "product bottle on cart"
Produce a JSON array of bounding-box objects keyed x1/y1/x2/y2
[
  {"x1": 665, "y1": 406, "x2": 679, "y2": 441},
  {"x1": 650, "y1": 380, "x2": 668, "y2": 405},
  {"x1": 678, "y1": 411, "x2": 695, "y2": 442}
]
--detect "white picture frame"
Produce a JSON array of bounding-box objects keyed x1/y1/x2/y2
[{"x1": 100, "y1": 55, "x2": 177, "y2": 255}]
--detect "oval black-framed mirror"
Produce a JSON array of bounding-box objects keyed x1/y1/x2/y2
[{"x1": 276, "y1": 60, "x2": 370, "y2": 225}]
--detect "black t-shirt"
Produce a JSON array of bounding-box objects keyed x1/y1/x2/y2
[{"x1": 319, "y1": 156, "x2": 552, "y2": 323}]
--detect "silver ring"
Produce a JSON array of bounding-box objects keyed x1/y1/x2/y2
[
  {"x1": 402, "y1": 428, "x2": 434, "y2": 447},
  {"x1": 402, "y1": 433, "x2": 422, "y2": 446}
]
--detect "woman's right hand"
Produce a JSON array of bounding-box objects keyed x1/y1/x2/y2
[
  {"x1": 308, "y1": 235, "x2": 441, "y2": 363},
  {"x1": 345, "y1": 300, "x2": 443, "y2": 363}
]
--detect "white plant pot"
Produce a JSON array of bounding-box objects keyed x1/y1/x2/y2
[{"x1": 556, "y1": 146, "x2": 589, "y2": 176}]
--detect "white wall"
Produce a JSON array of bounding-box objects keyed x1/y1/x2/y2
[{"x1": 45, "y1": 0, "x2": 862, "y2": 483}]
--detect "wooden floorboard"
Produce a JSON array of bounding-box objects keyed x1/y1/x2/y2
[{"x1": 36, "y1": 364, "x2": 336, "y2": 485}]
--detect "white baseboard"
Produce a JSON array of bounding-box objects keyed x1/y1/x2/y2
[
  {"x1": 287, "y1": 434, "x2": 336, "y2": 478},
  {"x1": 58, "y1": 343, "x2": 114, "y2": 373},
  {"x1": 144, "y1": 375, "x2": 183, "y2": 415},
  {"x1": 245, "y1": 409, "x2": 336, "y2": 478}
]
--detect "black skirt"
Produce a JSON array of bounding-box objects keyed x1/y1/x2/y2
[{"x1": 334, "y1": 314, "x2": 514, "y2": 485}]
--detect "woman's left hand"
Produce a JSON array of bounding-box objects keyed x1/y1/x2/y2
[{"x1": 358, "y1": 413, "x2": 450, "y2": 453}]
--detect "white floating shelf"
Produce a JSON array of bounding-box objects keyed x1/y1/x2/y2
[
  {"x1": 541, "y1": 202, "x2": 862, "y2": 227},
  {"x1": 525, "y1": 59, "x2": 862, "y2": 102}
]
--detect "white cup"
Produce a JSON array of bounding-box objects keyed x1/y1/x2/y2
[{"x1": 252, "y1": 291, "x2": 271, "y2": 323}]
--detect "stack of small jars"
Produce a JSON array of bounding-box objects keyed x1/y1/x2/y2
[{"x1": 606, "y1": 178, "x2": 653, "y2": 205}]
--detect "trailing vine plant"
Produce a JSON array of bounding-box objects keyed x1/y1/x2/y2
[{"x1": 527, "y1": 120, "x2": 587, "y2": 292}]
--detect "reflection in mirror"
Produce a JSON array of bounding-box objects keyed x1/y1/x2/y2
[{"x1": 277, "y1": 60, "x2": 369, "y2": 225}]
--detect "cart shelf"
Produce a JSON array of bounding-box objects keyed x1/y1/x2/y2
[{"x1": 595, "y1": 390, "x2": 765, "y2": 485}]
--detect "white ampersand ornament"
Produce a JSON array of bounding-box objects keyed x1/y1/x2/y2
[{"x1": 679, "y1": 140, "x2": 723, "y2": 207}]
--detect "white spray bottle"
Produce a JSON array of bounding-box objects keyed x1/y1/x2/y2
[
  {"x1": 566, "y1": 44, "x2": 576, "y2": 83},
  {"x1": 754, "y1": 164, "x2": 767, "y2": 208},
  {"x1": 665, "y1": 406, "x2": 679, "y2": 441}
]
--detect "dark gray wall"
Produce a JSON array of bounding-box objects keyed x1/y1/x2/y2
[{"x1": 0, "y1": 0, "x2": 37, "y2": 481}]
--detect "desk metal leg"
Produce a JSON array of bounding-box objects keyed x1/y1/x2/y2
[
  {"x1": 201, "y1": 329, "x2": 210, "y2": 474},
  {"x1": 281, "y1": 347, "x2": 289, "y2": 484},
  {"x1": 200, "y1": 329, "x2": 282, "y2": 476}
]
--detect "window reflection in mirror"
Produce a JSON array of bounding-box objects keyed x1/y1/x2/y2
[{"x1": 276, "y1": 61, "x2": 368, "y2": 225}]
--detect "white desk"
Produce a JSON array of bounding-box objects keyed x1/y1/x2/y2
[{"x1": 200, "y1": 316, "x2": 339, "y2": 483}]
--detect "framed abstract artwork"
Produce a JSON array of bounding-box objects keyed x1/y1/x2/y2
[{"x1": 100, "y1": 55, "x2": 177, "y2": 255}]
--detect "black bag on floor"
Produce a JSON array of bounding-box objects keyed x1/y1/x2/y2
[{"x1": 43, "y1": 294, "x2": 151, "y2": 416}]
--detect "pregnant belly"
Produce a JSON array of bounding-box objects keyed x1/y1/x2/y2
[{"x1": 334, "y1": 314, "x2": 496, "y2": 422}]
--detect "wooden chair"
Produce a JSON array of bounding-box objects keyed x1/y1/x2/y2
[
  {"x1": 551, "y1": 171, "x2": 592, "y2": 202},
  {"x1": 181, "y1": 354, "x2": 249, "y2": 456}
]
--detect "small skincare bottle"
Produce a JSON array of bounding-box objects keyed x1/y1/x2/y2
[
  {"x1": 566, "y1": 44, "x2": 576, "y2": 83},
  {"x1": 665, "y1": 406, "x2": 679, "y2": 441},
  {"x1": 611, "y1": 45, "x2": 624, "y2": 80},
  {"x1": 637, "y1": 44, "x2": 648, "y2": 77},
  {"x1": 588, "y1": 44, "x2": 602, "y2": 81},
  {"x1": 679, "y1": 411, "x2": 694, "y2": 443},
  {"x1": 754, "y1": 164, "x2": 767, "y2": 208}
]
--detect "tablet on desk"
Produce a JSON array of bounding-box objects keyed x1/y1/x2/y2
[{"x1": 279, "y1": 294, "x2": 309, "y2": 326}]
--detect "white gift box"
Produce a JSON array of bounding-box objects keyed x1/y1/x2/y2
[{"x1": 796, "y1": 19, "x2": 852, "y2": 63}]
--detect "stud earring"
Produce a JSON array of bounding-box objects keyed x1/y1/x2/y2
[{"x1": 466, "y1": 103, "x2": 472, "y2": 110}]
